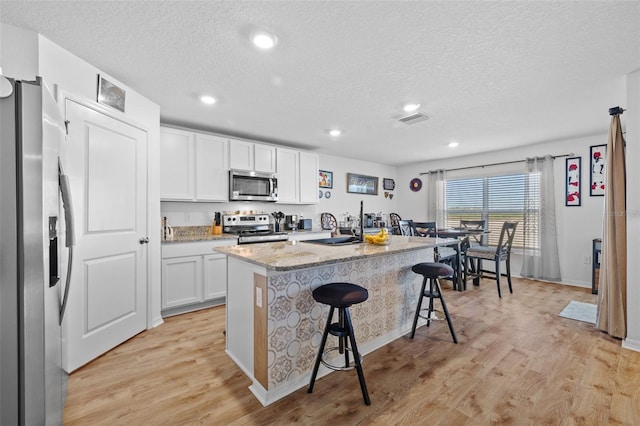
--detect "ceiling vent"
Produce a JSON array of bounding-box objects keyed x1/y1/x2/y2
[{"x1": 395, "y1": 112, "x2": 429, "y2": 125}]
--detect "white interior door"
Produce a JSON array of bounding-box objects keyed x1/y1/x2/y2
[{"x1": 63, "y1": 99, "x2": 148, "y2": 372}]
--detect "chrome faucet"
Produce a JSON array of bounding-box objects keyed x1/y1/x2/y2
[{"x1": 359, "y1": 200, "x2": 364, "y2": 242}]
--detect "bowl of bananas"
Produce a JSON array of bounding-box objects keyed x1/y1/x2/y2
[{"x1": 364, "y1": 228, "x2": 390, "y2": 245}]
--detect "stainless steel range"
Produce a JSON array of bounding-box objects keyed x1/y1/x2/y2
[{"x1": 223, "y1": 213, "x2": 289, "y2": 244}]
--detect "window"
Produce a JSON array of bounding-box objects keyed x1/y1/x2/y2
[{"x1": 445, "y1": 173, "x2": 539, "y2": 249}]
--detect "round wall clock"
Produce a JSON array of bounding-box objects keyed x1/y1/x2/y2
[{"x1": 410, "y1": 178, "x2": 422, "y2": 192}]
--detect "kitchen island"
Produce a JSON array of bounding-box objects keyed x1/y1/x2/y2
[{"x1": 215, "y1": 235, "x2": 457, "y2": 406}]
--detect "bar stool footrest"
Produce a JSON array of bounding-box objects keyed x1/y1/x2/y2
[
  {"x1": 320, "y1": 346, "x2": 363, "y2": 371},
  {"x1": 417, "y1": 309, "x2": 443, "y2": 321}
]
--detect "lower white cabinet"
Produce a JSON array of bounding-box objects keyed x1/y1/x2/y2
[{"x1": 161, "y1": 240, "x2": 232, "y2": 317}]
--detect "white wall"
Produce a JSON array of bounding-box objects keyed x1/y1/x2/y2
[
  {"x1": 161, "y1": 152, "x2": 399, "y2": 230},
  {"x1": 396, "y1": 135, "x2": 608, "y2": 288},
  {"x1": 624, "y1": 69, "x2": 640, "y2": 351},
  {"x1": 0, "y1": 23, "x2": 163, "y2": 328}
]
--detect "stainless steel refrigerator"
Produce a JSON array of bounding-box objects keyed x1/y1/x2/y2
[{"x1": 1, "y1": 76, "x2": 74, "y2": 425}]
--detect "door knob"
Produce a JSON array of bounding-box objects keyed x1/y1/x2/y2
[{"x1": 139, "y1": 237, "x2": 149, "y2": 244}]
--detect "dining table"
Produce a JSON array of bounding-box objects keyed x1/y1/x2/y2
[{"x1": 414, "y1": 226, "x2": 490, "y2": 291}]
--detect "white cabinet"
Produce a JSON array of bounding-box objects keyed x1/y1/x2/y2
[
  {"x1": 195, "y1": 134, "x2": 228, "y2": 201},
  {"x1": 255, "y1": 143, "x2": 277, "y2": 173},
  {"x1": 276, "y1": 148, "x2": 318, "y2": 205},
  {"x1": 276, "y1": 148, "x2": 299, "y2": 204},
  {"x1": 203, "y1": 254, "x2": 227, "y2": 300},
  {"x1": 299, "y1": 151, "x2": 319, "y2": 204},
  {"x1": 161, "y1": 239, "x2": 233, "y2": 316},
  {"x1": 162, "y1": 256, "x2": 202, "y2": 309},
  {"x1": 160, "y1": 127, "x2": 195, "y2": 200},
  {"x1": 229, "y1": 140, "x2": 276, "y2": 173},
  {"x1": 160, "y1": 127, "x2": 228, "y2": 201}
]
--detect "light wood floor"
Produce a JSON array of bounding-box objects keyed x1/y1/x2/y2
[{"x1": 63, "y1": 278, "x2": 640, "y2": 425}]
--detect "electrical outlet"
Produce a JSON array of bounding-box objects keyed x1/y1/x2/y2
[
  {"x1": 184, "y1": 212, "x2": 190, "y2": 223},
  {"x1": 583, "y1": 255, "x2": 591, "y2": 265}
]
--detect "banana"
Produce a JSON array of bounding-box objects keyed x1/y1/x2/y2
[{"x1": 366, "y1": 228, "x2": 388, "y2": 245}]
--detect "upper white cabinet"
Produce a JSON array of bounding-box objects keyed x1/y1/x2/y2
[
  {"x1": 299, "y1": 151, "x2": 319, "y2": 204},
  {"x1": 195, "y1": 134, "x2": 228, "y2": 201},
  {"x1": 276, "y1": 148, "x2": 300, "y2": 204},
  {"x1": 229, "y1": 140, "x2": 276, "y2": 173},
  {"x1": 160, "y1": 128, "x2": 195, "y2": 200},
  {"x1": 160, "y1": 127, "x2": 228, "y2": 201},
  {"x1": 276, "y1": 148, "x2": 318, "y2": 205},
  {"x1": 254, "y1": 143, "x2": 277, "y2": 173}
]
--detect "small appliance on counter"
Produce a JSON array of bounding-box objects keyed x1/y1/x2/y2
[
  {"x1": 284, "y1": 214, "x2": 299, "y2": 231},
  {"x1": 298, "y1": 218, "x2": 312, "y2": 230},
  {"x1": 364, "y1": 213, "x2": 375, "y2": 228}
]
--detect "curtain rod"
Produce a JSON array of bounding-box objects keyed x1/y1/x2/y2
[{"x1": 419, "y1": 153, "x2": 574, "y2": 176}]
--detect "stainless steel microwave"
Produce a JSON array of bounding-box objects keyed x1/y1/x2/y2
[{"x1": 229, "y1": 169, "x2": 278, "y2": 202}]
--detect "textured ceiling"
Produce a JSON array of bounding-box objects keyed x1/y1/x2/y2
[{"x1": 2, "y1": 1, "x2": 639, "y2": 166}]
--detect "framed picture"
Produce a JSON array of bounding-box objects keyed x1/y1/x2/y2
[
  {"x1": 590, "y1": 144, "x2": 607, "y2": 196},
  {"x1": 565, "y1": 157, "x2": 581, "y2": 206},
  {"x1": 347, "y1": 173, "x2": 378, "y2": 195},
  {"x1": 383, "y1": 178, "x2": 396, "y2": 190},
  {"x1": 97, "y1": 75, "x2": 126, "y2": 112},
  {"x1": 318, "y1": 170, "x2": 333, "y2": 188}
]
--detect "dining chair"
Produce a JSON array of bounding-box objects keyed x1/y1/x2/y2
[
  {"x1": 397, "y1": 220, "x2": 414, "y2": 236},
  {"x1": 320, "y1": 212, "x2": 338, "y2": 231},
  {"x1": 464, "y1": 221, "x2": 518, "y2": 297},
  {"x1": 459, "y1": 219, "x2": 487, "y2": 283},
  {"x1": 411, "y1": 221, "x2": 436, "y2": 237},
  {"x1": 389, "y1": 213, "x2": 402, "y2": 235},
  {"x1": 459, "y1": 219, "x2": 487, "y2": 246}
]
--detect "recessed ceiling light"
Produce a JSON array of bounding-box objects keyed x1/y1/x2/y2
[
  {"x1": 251, "y1": 32, "x2": 278, "y2": 50},
  {"x1": 403, "y1": 103, "x2": 420, "y2": 113},
  {"x1": 328, "y1": 129, "x2": 342, "y2": 137},
  {"x1": 200, "y1": 95, "x2": 217, "y2": 105},
  {"x1": 448, "y1": 141, "x2": 459, "y2": 148}
]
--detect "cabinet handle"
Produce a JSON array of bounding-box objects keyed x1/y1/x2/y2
[{"x1": 140, "y1": 237, "x2": 150, "y2": 244}]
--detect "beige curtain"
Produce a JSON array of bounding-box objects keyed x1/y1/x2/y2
[{"x1": 596, "y1": 114, "x2": 626, "y2": 338}]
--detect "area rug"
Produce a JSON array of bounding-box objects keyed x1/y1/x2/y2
[{"x1": 559, "y1": 301, "x2": 597, "y2": 324}]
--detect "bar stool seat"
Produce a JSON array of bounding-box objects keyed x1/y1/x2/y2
[
  {"x1": 410, "y1": 262, "x2": 458, "y2": 343},
  {"x1": 307, "y1": 283, "x2": 370, "y2": 405}
]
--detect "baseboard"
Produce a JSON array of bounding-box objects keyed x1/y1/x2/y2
[{"x1": 622, "y1": 337, "x2": 640, "y2": 352}]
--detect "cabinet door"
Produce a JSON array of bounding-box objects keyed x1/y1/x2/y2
[
  {"x1": 160, "y1": 127, "x2": 195, "y2": 200},
  {"x1": 196, "y1": 134, "x2": 228, "y2": 201},
  {"x1": 161, "y1": 256, "x2": 203, "y2": 309},
  {"x1": 299, "y1": 151, "x2": 319, "y2": 204},
  {"x1": 254, "y1": 143, "x2": 276, "y2": 173},
  {"x1": 276, "y1": 148, "x2": 299, "y2": 204},
  {"x1": 203, "y1": 254, "x2": 227, "y2": 300},
  {"x1": 229, "y1": 140, "x2": 254, "y2": 171}
]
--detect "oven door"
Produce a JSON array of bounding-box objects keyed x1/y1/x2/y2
[{"x1": 229, "y1": 170, "x2": 278, "y2": 201}]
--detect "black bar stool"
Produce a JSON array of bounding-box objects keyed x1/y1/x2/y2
[
  {"x1": 410, "y1": 262, "x2": 458, "y2": 343},
  {"x1": 307, "y1": 282, "x2": 370, "y2": 405}
]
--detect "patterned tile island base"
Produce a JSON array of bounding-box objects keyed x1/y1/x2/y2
[{"x1": 218, "y1": 236, "x2": 454, "y2": 406}]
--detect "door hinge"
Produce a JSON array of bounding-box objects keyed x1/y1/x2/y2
[{"x1": 64, "y1": 120, "x2": 70, "y2": 135}]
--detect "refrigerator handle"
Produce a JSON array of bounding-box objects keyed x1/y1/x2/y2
[
  {"x1": 49, "y1": 216, "x2": 60, "y2": 287},
  {"x1": 58, "y1": 158, "x2": 76, "y2": 324}
]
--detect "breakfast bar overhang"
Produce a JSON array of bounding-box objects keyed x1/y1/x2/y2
[{"x1": 215, "y1": 235, "x2": 457, "y2": 406}]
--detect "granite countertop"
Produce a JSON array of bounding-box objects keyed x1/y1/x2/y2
[
  {"x1": 214, "y1": 235, "x2": 458, "y2": 271},
  {"x1": 161, "y1": 226, "x2": 328, "y2": 244},
  {"x1": 162, "y1": 226, "x2": 237, "y2": 244}
]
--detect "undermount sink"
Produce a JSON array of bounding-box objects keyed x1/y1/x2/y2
[{"x1": 302, "y1": 236, "x2": 363, "y2": 246}]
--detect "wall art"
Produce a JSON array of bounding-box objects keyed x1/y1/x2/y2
[
  {"x1": 318, "y1": 170, "x2": 333, "y2": 188},
  {"x1": 590, "y1": 144, "x2": 606, "y2": 196},
  {"x1": 383, "y1": 178, "x2": 396, "y2": 190},
  {"x1": 347, "y1": 173, "x2": 378, "y2": 195},
  {"x1": 409, "y1": 178, "x2": 422, "y2": 192},
  {"x1": 565, "y1": 157, "x2": 581, "y2": 206}
]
